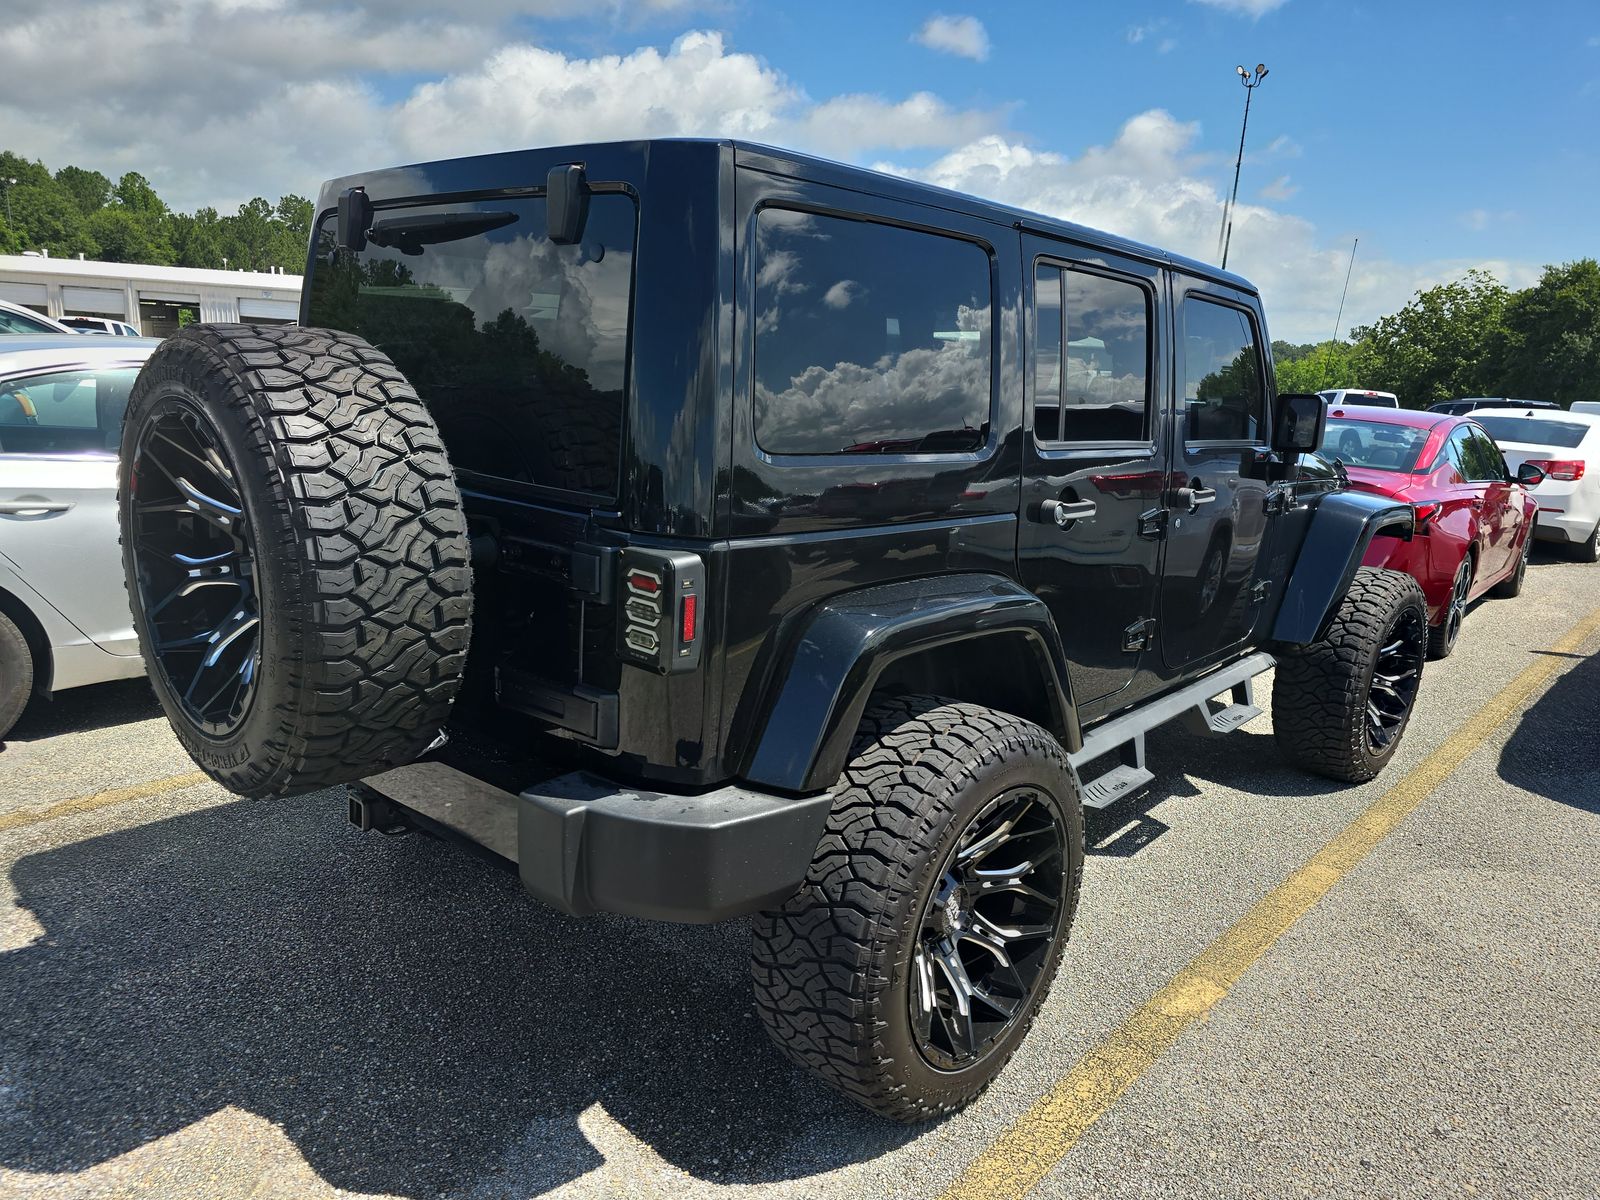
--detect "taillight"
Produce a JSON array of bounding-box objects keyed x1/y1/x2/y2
[
  {"x1": 1526, "y1": 458, "x2": 1584, "y2": 482},
  {"x1": 618, "y1": 549, "x2": 703, "y2": 674},
  {"x1": 1413, "y1": 502, "x2": 1440, "y2": 532}
]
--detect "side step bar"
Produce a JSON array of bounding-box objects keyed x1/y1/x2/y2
[{"x1": 1069, "y1": 652, "x2": 1275, "y2": 811}]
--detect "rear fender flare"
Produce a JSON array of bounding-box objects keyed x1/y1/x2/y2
[
  {"x1": 740, "y1": 574, "x2": 1078, "y2": 794},
  {"x1": 1272, "y1": 490, "x2": 1416, "y2": 645}
]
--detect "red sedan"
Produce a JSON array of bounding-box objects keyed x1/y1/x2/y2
[{"x1": 1319, "y1": 407, "x2": 1543, "y2": 658}]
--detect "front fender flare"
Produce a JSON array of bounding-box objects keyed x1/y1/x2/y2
[
  {"x1": 741, "y1": 574, "x2": 1077, "y2": 794},
  {"x1": 1272, "y1": 489, "x2": 1415, "y2": 645}
]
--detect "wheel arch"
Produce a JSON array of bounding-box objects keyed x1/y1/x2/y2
[
  {"x1": 737, "y1": 573, "x2": 1079, "y2": 794},
  {"x1": 0, "y1": 583, "x2": 52, "y2": 696},
  {"x1": 1270, "y1": 490, "x2": 1416, "y2": 646}
]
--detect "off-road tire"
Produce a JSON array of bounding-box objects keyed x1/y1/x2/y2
[
  {"x1": 1272, "y1": 566, "x2": 1427, "y2": 783},
  {"x1": 0, "y1": 610, "x2": 33, "y2": 741},
  {"x1": 1491, "y1": 520, "x2": 1534, "y2": 598},
  {"x1": 119, "y1": 324, "x2": 472, "y2": 798},
  {"x1": 750, "y1": 695, "x2": 1084, "y2": 1121}
]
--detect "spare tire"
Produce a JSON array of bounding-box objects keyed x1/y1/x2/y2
[{"x1": 119, "y1": 324, "x2": 472, "y2": 798}]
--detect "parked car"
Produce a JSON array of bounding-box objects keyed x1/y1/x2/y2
[
  {"x1": 0, "y1": 298, "x2": 74, "y2": 336},
  {"x1": 57, "y1": 315, "x2": 142, "y2": 337},
  {"x1": 0, "y1": 335, "x2": 159, "y2": 738},
  {"x1": 1473, "y1": 408, "x2": 1600, "y2": 561},
  {"x1": 1320, "y1": 406, "x2": 1540, "y2": 658},
  {"x1": 1318, "y1": 388, "x2": 1399, "y2": 409},
  {"x1": 1429, "y1": 397, "x2": 1559, "y2": 415},
  {"x1": 121, "y1": 139, "x2": 1430, "y2": 1120}
]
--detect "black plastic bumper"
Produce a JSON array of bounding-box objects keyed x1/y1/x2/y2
[{"x1": 351, "y1": 762, "x2": 833, "y2": 924}]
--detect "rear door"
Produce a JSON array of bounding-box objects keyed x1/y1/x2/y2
[
  {"x1": 1017, "y1": 235, "x2": 1166, "y2": 711},
  {"x1": 1460, "y1": 422, "x2": 1521, "y2": 579},
  {"x1": 0, "y1": 365, "x2": 141, "y2": 654},
  {"x1": 1160, "y1": 280, "x2": 1273, "y2": 672}
]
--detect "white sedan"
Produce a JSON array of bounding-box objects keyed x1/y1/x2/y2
[
  {"x1": 1475, "y1": 408, "x2": 1600, "y2": 562},
  {"x1": 0, "y1": 335, "x2": 160, "y2": 738}
]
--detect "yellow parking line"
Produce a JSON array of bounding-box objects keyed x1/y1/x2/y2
[
  {"x1": 0, "y1": 771, "x2": 209, "y2": 835},
  {"x1": 942, "y1": 603, "x2": 1600, "y2": 1200}
]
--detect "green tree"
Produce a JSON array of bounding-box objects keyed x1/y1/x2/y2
[
  {"x1": 1274, "y1": 340, "x2": 1364, "y2": 394},
  {"x1": 112, "y1": 171, "x2": 167, "y2": 218},
  {"x1": 55, "y1": 165, "x2": 111, "y2": 213},
  {"x1": 1348, "y1": 270, "x2": 1509, "y2": 407},
  {"x1": 170, "y1": 207, "x2": 228, "y2": 269},
  {"x1": 87, "y1": 206, "x2": 173, "y2": 264},
  {"x1": 1487, "y1": 259, "x2": 1600, "y2": 408},
  {"x1": 4, "y1": 181, "x2": 98, "y2": 257},
  {"x1": 222, "y1": 197, "x2": 276, "y2": 271}
]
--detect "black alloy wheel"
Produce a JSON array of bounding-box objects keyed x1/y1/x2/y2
[
  {"x1": 1366, "y1": 608, "x2": 1426, "y2": 753},
  {"x1": 128, "y1": 400, "x2": 260, "y2": 738},
  {"x1": 1429, "y1": 555, "x2": 1472, "y2": 660},
  {"x1": 910, "y1": 787, "x2": 1068, "y2": 1070}
]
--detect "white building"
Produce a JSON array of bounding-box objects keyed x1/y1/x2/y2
[{"x1": 0, "y1": 254, "x2": 302, "y2": 338}]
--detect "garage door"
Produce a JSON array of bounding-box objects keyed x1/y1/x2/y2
[
  {"x1": 62, "y1": 286, "x2": 126, "y2": 316},
  {"x1": 0, "y1": 282, "x2": 48, "y2": 310},
  {"x1": 237, "y1": 297, "x2": 299, "y2": 323}
]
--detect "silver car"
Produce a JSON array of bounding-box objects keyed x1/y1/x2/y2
[{"x1": 0, "y1": 336, "x2": 159, "y2": 738}]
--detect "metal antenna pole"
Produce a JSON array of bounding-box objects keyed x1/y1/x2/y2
[
  {"x1": 1218, "y1": 66, "x2": 1267, "y2": 271},
  {"x1": 1332, "y1": 237, "x2": 1358, "y2": 344}
]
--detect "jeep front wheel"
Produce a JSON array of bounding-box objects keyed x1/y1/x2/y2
[
  {"x1": 1272, "y1": 566, "x2": 1427, "y2": 783},
  {"x1": 750, "y1": 696, "x2": 1084, "y2": 1121},
  {"x1": 120, "y1": 324, "x2": 473, "y2": 798}
]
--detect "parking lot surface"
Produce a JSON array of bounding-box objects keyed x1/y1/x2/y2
[{"x1": 1, "y1": 548, "x2": 1596, "y2": 1200}]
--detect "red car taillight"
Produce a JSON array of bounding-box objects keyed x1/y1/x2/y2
[{"x1": 1526, "y1": 458, "x2": 1585, "y2": 482}]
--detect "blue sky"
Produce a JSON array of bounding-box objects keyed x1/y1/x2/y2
[{"x1": 2, "y1": 0, "x2": 1595, "y2": 341}]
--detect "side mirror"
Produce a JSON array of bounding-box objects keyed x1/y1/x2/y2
[
  {"x1": 1272, "y1": 391, "x2": 1327, "y2": 454},
  {"x1": 1516, "y1": 462, "x2": 1546, "y2": 486},
  {"x1": 336, "y1": 186, "x2": 372, "y2": 253},
  {"x1": 546, "y1": 164, "x2": 590, "y2": 245}
]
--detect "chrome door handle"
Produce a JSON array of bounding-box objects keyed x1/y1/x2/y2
[
  {"x1": 1039, "y1": 498, "x2": 1097, "y2": 527},
  {"x1": 0, "y1": 501, "x2": 72, "y2": 516},
  {"x1": 1172, "y1": 486, "x2": 1217, "y2": 513}
]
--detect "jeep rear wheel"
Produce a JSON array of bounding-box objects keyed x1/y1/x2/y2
[
  {"x1": 1272, "y1": 566, "x2": 1427, "y2": 783},
  {"x1": 120, "y1": 324, "x2": 472, "y2": 798},
  {"x1": 750, "y1": 696, "x2": 1084, "y2": 1121}
]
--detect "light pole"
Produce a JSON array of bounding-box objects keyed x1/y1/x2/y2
[
  {"x1": 1217, "y1": 63, "x2": 1268, "y2": 271},
  {"x1": 1, "y1": 177, "x2": 16, "y2": 228}
]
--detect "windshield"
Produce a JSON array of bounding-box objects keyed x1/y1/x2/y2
[
  {"x1": 306, "y1": 191, "x2": 636, "y2": 498},
  {"x1": 1473, "y1": 415, "x2": 1591, "y2": 449},
  {"x1": 1319, "y1": 417, "x2": 1430, "y2": 471}
]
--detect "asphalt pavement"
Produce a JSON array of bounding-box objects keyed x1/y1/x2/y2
[{"x1": 0, "y1": 546, "x2": 1596, "y2": 1200}]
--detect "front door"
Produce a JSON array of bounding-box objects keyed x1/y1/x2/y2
[
  {"x1": 1160, "y1": 280, "x2": 1274, "y2": 672},
  {"x1": 1017, "y1": 237, "x2": 1166, "y2": 715}
]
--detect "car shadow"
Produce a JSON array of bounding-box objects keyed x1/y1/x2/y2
[
  {"x1": 0, "y1": 795, "x2": 920, "y2": 1196},
  {"x1": 4, "y1": 675, "x2": 160, "y2": 744},
  {"x1": 1497, "y1": 647, "x2": 1600, "y2": 814}
]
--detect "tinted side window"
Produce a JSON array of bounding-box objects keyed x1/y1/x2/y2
[
  {"x1": 1034, "y1": 264, "x2": 1151, "y2": 444},
  {"x1": 753, "y1": 209, "x2": 992, "y2": 455},
  {"x1": 1181, "y1": 297, "x2": 1266, "y2": 443},
  {"x1": 1465, "y1": 429, "x2": 1507, "y2": 481},
  {"x1": 0, "y1": 367, "x2": 139, "y2": 453}
]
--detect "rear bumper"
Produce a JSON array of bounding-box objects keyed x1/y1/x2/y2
[
  {"x1": 1531, "y1": 507, "x2": 1595, "y2": 543},
  {"x1": 351, "y1": 762, "x2": 832, "y2": 923}
]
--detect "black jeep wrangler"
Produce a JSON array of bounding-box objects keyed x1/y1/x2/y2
[{"x1": 118, "y1": 139, "x2": 1428, "y2": 1120}]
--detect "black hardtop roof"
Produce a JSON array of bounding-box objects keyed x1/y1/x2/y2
[{"x1": 319, "y1": 137, "x2": 1255, "y2": 294}]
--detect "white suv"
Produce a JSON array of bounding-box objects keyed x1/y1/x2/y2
[{"x1": 1319, "y1": 388, "x2": 1399, "y2": 409}]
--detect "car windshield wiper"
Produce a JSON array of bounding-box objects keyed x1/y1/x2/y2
[{"x1": 366, "y1": 211, "x2": 519, "y2": 255}]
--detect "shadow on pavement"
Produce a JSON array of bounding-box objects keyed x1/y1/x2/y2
[
  {"x1": 0, "y1": 796, "x2": 919, "y2": 1196},
  {"x1": 5, "y1": 676, "x2": 160, "y2": 744},
  {"x1": 1498, "y1": 646, "x2": 1600, "y2": 814}
]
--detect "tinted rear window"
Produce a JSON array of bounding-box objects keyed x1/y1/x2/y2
[
  {"x1": 752, "y1": 208, "x2": 992, "y2": 456},
  {"x1": 306, "y1": 192, "x2": 636, "y2": 497},
  {"x1": 1473, "y1": 415, "x2": 1591, "y2": 449}
]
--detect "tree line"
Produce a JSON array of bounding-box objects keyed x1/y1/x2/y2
[
  {"x1": 0, "y1": 149, "x2": 311, "y2": 274},
  {"x1": 1273, "y1": 260, "x2": 1600, "y2": 410}
]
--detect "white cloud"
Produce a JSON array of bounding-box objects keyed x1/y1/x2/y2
[
  {"x1": 879, "y1": 113, "x2": 1537, "y2": 343},
  {"x1": 1127, "y1": 19, "x2": 1176, "y2": 51},
  {"x1": 1260, "y1": 174, "x2": 1299, "y2": 200},
  {"x1": 1188, "y1": 0, "x2": 1290, "y2": 16},
  {"x1": 913, "y1": 14, "x2": 990, "y2": 61},
  {"x1": 822, "y1": 280, "x2": 860, "y2": 309},
  {"x1": 1158, "y1": 38, "x2": 1179, "y2": 53}
]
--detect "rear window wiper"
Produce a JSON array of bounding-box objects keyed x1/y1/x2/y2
[{"x1": 366, "y1": 211, "x2": 519, "y2": 255}]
